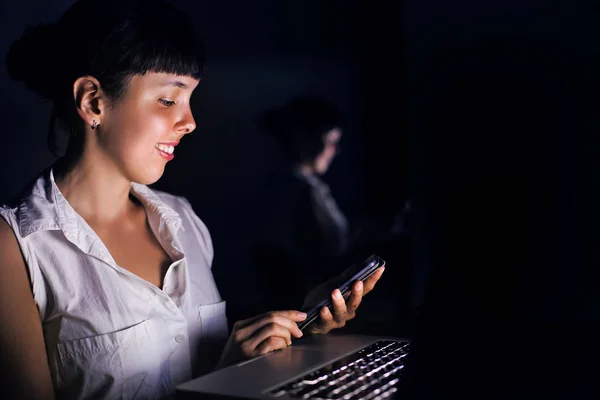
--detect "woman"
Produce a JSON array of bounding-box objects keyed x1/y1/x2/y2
[{"x1": 0, "y1": 1, "x2": 384, "y2": 399}]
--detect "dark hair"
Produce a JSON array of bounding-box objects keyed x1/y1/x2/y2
[
  {"x1": 5, "y1": 0, "x2": 205, "y2": 156},
  {"x1": 260, "y1": 96, "x2": 341, "y2": 164}
]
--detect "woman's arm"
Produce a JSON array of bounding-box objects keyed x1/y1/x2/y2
[{"x1": 0, "y1": 218, "x2": 54, "y2": 400}]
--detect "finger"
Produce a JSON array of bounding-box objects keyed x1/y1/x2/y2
[
  {"x1": 241, "y1": 310, "x2": 307, "y2": 328},
  {"x1": 362, "y1": 267, "x2": 385, "y2": 295},
  {"x1": 330, "y1": 289, "x2": 348, "y2": 324},
  {"x1": 255, "y1": 336, "x2": 289, "y2": 356},
  {"x1": 345, "y1": 280, "x2": 364, "y2": 318},
  {"x1": 306, "y1": 306, "x2": 335, "y2": 335},
  {"x1": 319, "y1": 306, "x2": 334, "y2": 327},
  {"x1": 234, "y1": 311, "x2": 306, "y2": 342},
  {"x1": 234, "y1": 310, "x2": 306, "y2": 330},
  {"x1": 255, "y1": 313, "x2": 304, "y2": 339},
  {"x1": 232, "y1": 315, "x2": 260, "y2": 330},
  {"x1": 246, "y1": 322, "x2": 294, "y2": 351}
]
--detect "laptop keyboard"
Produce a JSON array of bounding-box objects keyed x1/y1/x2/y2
[{"x1": 268, "y1": 340, "x2": 409, "y2": 400}]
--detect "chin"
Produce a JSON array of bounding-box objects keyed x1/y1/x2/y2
[{"x1": 130, "y1": 166, "x2": 166, "y2": 186}]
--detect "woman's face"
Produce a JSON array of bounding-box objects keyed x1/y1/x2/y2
[
  {"x1": 99, "y1": 72, "x2": 199, "y2": 185},
  {"x1": 313, "y1": 127, "x2": 342, "y2": 175}
]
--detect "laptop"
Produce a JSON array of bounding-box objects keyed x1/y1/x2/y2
[{"x1": 176, "y1": 333, "x2": 409, "y2": 400}]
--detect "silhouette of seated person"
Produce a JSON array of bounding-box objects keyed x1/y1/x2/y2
[{"x1": 251, "y1": 97, "x2": 410, "y2": 320}]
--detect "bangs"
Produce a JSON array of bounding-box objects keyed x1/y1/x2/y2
[
  {"x1": 88, "y1": 1, "x2": 207, "y2": 83},
  {"x1": 122, "y1": 22, "x2": 206, "y2": 80}
]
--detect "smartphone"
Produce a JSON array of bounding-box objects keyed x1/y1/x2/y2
[{"x1": 297, "y1": 254, "x2": 386, "y2": 331}]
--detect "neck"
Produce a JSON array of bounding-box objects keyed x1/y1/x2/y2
[{"x1": 53, "y1": 143, "x2": 136, "y2": 224}]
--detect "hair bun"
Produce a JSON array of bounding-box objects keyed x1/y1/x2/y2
[{"x1": 6, "y1": 24, "x2": 60, "y2": 100}]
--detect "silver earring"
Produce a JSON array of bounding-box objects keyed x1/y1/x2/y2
[{"x1": 91, "y1": 120, "x2": 98, "y2": 130}]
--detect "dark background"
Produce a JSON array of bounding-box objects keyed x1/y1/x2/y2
[
  {"x1": 1, "y1": 0, "x2": 598, "y2": 396},
  {"x1": 402, "y1": 0, "x2": 600, "y2": 396}
]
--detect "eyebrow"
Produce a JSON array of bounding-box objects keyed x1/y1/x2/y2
[{"x1": 162, "y1": 80, "x2": 188, "y2": 89}]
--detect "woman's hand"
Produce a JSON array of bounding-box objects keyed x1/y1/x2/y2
[
  {"x1": 216, "y1": 310, "x2": 307, "y2": 369},
  {"x1": 304, "y1": 266, "x2": 385, "y2": 336}
]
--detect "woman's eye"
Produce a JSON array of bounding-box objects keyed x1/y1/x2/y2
[{"x1": 159, "y1": 99, "x2": 176, "y2": 107}]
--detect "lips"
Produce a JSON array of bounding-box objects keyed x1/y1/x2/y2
[
  {"x1": 156, "y1": 143, "x2": 175, "y2": 154},
  {"x1": 155, "y1": 141, "x2": 179, "y2": 161}
]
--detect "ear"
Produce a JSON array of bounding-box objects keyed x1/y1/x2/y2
[{"x1": 73, "y1": 76, "x2": 108, "y2": 129}]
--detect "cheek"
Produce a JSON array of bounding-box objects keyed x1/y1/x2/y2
[{"x1": 120, "y1": 115, "x2": 168, "y2": 153}]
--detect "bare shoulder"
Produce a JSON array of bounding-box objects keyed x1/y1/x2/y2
[
  {"x1": 0, "y1": 215, "x2": 23, "y2": 267},
  {"x1": 0, "y1": 214, "x2": 55, "y2": 399},
  {"x1": 0, "y1": 213, "x2": 33, "y2": 309},
  {"x1": 0, "y1": 213, "x2": 32, "y2": 305}
]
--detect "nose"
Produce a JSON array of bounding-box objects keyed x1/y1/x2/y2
[{"x1": 175, "y1": 109, "x2": 196, "y2": 135}]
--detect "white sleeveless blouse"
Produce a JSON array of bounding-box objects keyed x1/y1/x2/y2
[{"x1": 0, "y1": 169, "x2": 228, "y2": 399}]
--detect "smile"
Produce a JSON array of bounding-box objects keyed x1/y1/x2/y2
[
  {"x1": 155, "y1": 143, "x2": 175, "y2": 154},
  {"x1": 155, "y1": 142, "x2": 178, "y2": 161}
]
